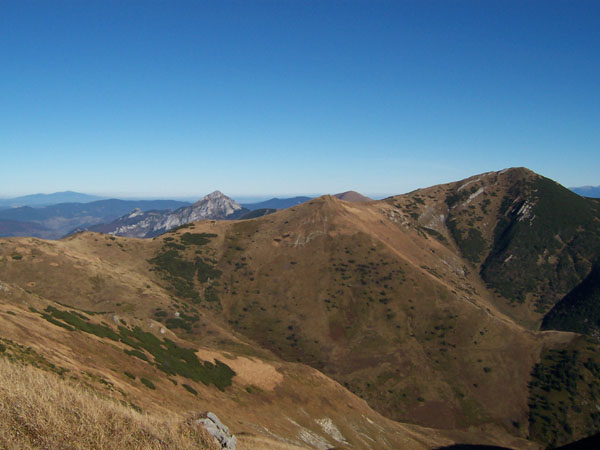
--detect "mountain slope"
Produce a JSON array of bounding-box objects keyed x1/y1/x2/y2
[
  {"x1": 167, "y1": 195, "x2": 541, "y2": 433},
  {"x1": 541, "y1": 263, "x2": 600, "y2": 335},
  {"x1": 384, "y1": 168, "x2": 600, "y2": 325},
  {"x1": 0, "y1": 233, "x2": 474, "y2": 450}
]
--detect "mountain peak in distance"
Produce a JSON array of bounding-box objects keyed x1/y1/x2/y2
[{"x1": 333, "y1": 191, "x2": 372, "y2": 202}]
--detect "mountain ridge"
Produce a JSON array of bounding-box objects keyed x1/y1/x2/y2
[
  {"x1": 571, "y1": 185, "x2": 600, "y2": 198},
  {"x1": 0, "y1": 191, "x2": 106, "y2": 208},
  {"x1": 1, "y1": 167, "x2": 599, "y2": 449}
]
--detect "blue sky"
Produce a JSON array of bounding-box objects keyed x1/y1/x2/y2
[{"x1": 1, "y1": 0, "x2": 599, "y2": 199}]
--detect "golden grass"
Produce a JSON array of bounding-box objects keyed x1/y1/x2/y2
[{"x1": 0, "y1": 357, "x2": 219, "y2": 450}]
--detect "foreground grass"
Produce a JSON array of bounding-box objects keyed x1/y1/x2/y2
[{"x1": 0, "y1": 357, "x2": 219, "y2": 450}]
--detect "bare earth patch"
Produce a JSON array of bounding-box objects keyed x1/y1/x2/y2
[{"x1": 196, "y1": 348, "x2": 283, "y2": 391}]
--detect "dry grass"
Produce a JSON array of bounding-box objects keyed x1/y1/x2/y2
[{"x1": 0, "y1": 357, "x2": 219, "y2": 450}]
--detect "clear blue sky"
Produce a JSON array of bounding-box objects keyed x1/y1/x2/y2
[{"x1": 1, "y1": 0, "x2": 599, "y2": 199}]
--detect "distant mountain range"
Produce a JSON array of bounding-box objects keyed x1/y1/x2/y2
[
  {"x1": 0, "y1": 199, "x2": 190, "y2": 239},
  {"x1": 86, "y1": 191, "x2": 247, "y2": 238},
  {"x1": 571, "y1": 185, "x2": 600, "y2": 198},
  {"x1": 0, "y1": 191, "x2": 105, "y2": 208}
]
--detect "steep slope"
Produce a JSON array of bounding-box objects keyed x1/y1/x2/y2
[
  {"x1": 0, "y1": 357, "x2": 220, "y2": 449},
  {"x1": 90, "y1": 191, "x2": 247, "y2": 238},
  {"x1": 541, "y1": 263, "x2": 600, "y2": 335},
  {"x1": 385, "y1": 168, "x2": 600, "y2": 326},
  {"x1": 0, "y1": 233, "x2": 467, "y2": 450}
]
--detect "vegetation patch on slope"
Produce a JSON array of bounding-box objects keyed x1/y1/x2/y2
[
  {"x1": 149, "y1": 233, "x2": 222, "y2": 305},
  {"x1": 38, "y1": 305, "x2": 235, "y2": 390},
  {"x1": 528, "y1": 338, "x2": 600, "y2": 448}
]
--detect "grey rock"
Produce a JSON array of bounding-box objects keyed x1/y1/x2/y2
[{"x1": 194, "y1": 411, "x2": 237, "y2": 449}]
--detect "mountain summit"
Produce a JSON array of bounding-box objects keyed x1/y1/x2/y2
[{"x1": 90, "y1": 191, "x2": 246, "y2": 238}]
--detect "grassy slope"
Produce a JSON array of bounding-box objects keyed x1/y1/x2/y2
[
  {"x1": 0, "y1": 235, "x2": 459, "y2": 450},
  {"x1": 145, "y1": 194, "x2": 546, "y2": 448},
  {"x1": 0, "y1": 357, "x2": 220, "y2": 450}
]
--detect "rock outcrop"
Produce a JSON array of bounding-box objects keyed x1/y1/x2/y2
[
  {"x1": 88, "y1": 191, "x2": 246, "y2": 238},
  {"x1": 192, "y1": 412, "x2": 237, "y2": 449}
]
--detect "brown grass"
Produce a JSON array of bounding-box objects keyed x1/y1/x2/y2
[{"x1": 0, "y1": 357, "x2": 219, "y2": 450}]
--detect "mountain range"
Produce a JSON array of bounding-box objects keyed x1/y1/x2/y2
[
  {"x1": 571, "y1": 185, "x2": 600, "y2": 198},
  {"x1": 1, "y1": 168, "x2": 600, "y2": 449},
  {"x1": 0, "y1": 199, "x2": 190, "y2": 239},
  {"x1": 0, "y1": 190, "x2": 106, "y2": 208}
]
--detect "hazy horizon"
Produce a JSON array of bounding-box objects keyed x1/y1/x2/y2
[{"x1": 0, "y1": 190, "x2": 391, "y2": 204}]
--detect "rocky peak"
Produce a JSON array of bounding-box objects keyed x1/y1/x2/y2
[
  {"x1": 206, "y1": 190, "x2": 225, "y2": 200},
  {"x1": 93, "y1": 191, "x2": 247, "y2": 238}
]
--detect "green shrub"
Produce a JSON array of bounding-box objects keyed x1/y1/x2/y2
[
  {"x1": 182, "y1": 384, "x2": 198, "y2": 395},
  {"x1": 140, "y1": 378, "x2": 156, "y2": 390},
  {"x1": 180, "y1": 233, "x2": 217, "y2": 246}
]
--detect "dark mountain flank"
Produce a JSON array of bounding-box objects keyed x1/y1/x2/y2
[
  {"x1": 541, "y1": 263, "x2": 600, "y2": 335},
  {"x1": 385, "y1": 168, "x2": 600, "y2": 322},
  {"x1": 238, "y1": 208, "x2": 277, "y2": 220},
  {"x1": 241, "y1": 196, "x2": 313, "y2": 210},
  {"x1": 480, "y1": 172, "x2": 600, "y2": 313}
]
